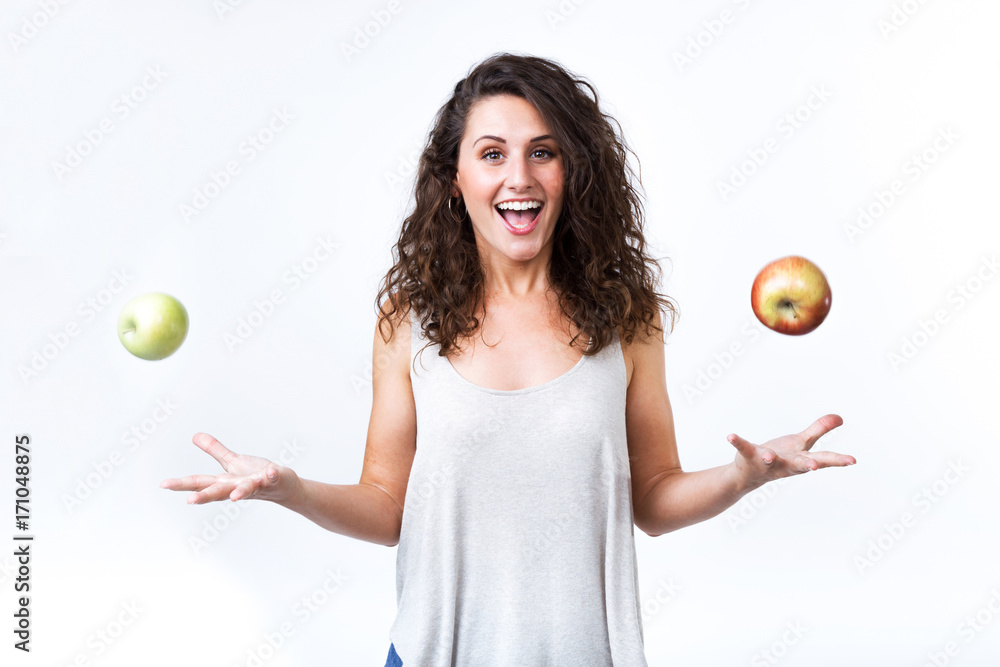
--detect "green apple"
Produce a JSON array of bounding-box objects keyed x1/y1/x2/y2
[{"x1": 117, "y1": 292, "x2": 189, "y2": 360}]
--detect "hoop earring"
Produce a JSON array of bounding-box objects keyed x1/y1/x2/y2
[{"x1": 448, "y1": 196, "x2": 466, "y2": 221}]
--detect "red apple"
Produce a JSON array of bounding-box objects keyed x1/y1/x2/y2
[{"x1": 751, "y1": 256, "x2": 831, "y2": 335}]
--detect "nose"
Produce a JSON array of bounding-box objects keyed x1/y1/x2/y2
[{"x1": 505, "y1": 153, "x2": 533, "y2": 191}]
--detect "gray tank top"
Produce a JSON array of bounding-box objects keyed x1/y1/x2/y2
[{"x1": 390, "y1": 309, "x2": 648, "y2": 666}]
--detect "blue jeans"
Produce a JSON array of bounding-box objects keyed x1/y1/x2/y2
[{"x1": 384, "y1": 642, "x2": 402, "y2": 667}]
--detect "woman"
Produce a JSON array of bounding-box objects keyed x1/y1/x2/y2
[{"x1": 161, "y1": 53, "x2": 855, "y2": 666}]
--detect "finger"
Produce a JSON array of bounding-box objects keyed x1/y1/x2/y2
[
  {"x1": 232, "y1": 468, "x2": 281, "y2": 501},
  {"x1": 801, "y1": 451, "x2": 857, "y2": 469},
  {"x1": 799, "y1": 414, "x2": 844, "y2": 449},
  {"x1": 192, "y1": 432, "x2": 237, "y2": 472},
  {"x1": 794, "y1": 454, "x2": 818, "y2": 473},
  {"x1": 160, "y1": 474, "x2": 220, "y2": 492},
  {"x1": 187, "y1": 480, "x2": 236, "y2": 504},
  {"x1": 759, "y1": 447, "x2": 776, "y2": 465},
  {"x1": 230, "y1": 474, "x2": 266, "y2": 501}
]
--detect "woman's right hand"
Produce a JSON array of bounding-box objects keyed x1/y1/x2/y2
[{"x1": 160, "y1": 432, "x2": 301, "y2": 506}]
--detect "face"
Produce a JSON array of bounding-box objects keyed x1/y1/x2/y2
[{"x1": 452, "y1": 95, "x2": 565, "y2": 267}]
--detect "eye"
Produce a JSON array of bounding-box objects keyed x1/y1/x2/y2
[
  {"x1": 531, "y1": 147, "x2": 556, "y2": 160},
  {"x1": 481, "y1": 148, "x2": 503, "y2": 162}
]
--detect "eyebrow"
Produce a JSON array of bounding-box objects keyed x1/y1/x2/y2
[{"x1": 473, "y1": 134, "x2": 554, "y2": 146}]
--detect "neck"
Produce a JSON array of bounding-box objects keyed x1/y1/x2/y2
[{"x1": 477, "y1": 244, "x2": 554, "y2": 300}]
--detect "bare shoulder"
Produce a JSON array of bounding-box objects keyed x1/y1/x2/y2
[
  {"x1": 374, "y1": 293, "x2": 412, "y2": 380},
  {"x1": 619, "y1": 309, "x2": 666, "y2": 390}
]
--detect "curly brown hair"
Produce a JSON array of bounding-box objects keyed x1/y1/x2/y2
[{"x1": 374, "y1": 52, "x2": 678, "y2": 363}]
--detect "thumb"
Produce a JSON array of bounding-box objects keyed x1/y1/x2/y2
[{"x1": 727, "y1": 433, "x2": 757, "y2": 459}]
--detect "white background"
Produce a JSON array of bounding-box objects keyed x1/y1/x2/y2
[{"x1": 2, "y1": 1, "x2": 998, "y2": 665}]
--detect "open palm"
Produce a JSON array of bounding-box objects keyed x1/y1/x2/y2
[
  {"x1": 160, "y1": 432, "x2": 299, "y2": 505},
  {"x1": 727, "y1": 414, "x2": 856, "y2": 491}
]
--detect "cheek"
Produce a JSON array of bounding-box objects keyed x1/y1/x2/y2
[
  {"x1": 546, "y1": 165, "x2": 566, "y2": 197},
  {"x1": 462, "y1": 172, "x2": 494, "y2": 203},
  {"x1": 547, "y1": 178, "x2": 566, "y2": 207}
]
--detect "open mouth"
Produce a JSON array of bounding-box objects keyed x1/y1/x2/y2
[{"x1": 495, "y1": 200, "x2": 543, "y2": 234}]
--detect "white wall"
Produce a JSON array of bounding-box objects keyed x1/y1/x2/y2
[{"x1": 2, "y1": 1, "x2": 997, "y2": 665}]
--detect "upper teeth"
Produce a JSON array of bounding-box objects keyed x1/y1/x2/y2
[{"x1": 497, "y1": 200, "x2": 542, "y2": 211}]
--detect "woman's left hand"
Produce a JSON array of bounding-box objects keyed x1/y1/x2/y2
[{"x1": 727, "y1": 414, "x2": 856, "y2": 492}]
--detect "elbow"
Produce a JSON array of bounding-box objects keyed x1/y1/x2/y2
[
  {"x1": 633, "y1": 468, "x2": 684, "y2": 538},
  {"x1": 383, "y1": 514, "x2": 402, "y2": 547},
  {"x1": 636, "y1": 520, "x2": 664, "y2": 539},
  {"x1": 634, "y1": 513, "x2": 663, "y2": 538},
  {"x1": 636, "y1": 520, "x2": 678, "y2": 539}
]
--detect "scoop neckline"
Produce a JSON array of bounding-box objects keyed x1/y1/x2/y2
[{"x1": 442, "y1": 337, "x2": 593, "y2": 395}]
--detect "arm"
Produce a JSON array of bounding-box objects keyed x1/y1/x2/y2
[
  {"x1": 624, "y1": 311, "x2": 855, "y2": 538},
  {"x1": 623, "y1": 311, "x2": 743, "y2": 536},
  {"x1": 277, "y1": 478, "x2": 408, "y2": 547},
  {"x1": 271, "y1": 295, "x2": 417, "y2": 546},
  {"x1": 161, "y1": 296, "x2": 417, "y2": 547},
  {"x1": 347, "y1": 295, "x2": 417, "y2": 546}
]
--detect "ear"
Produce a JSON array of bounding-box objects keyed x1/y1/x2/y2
[{"x1": 451, "y1": 175, "x2": 461, "y2": 199}]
